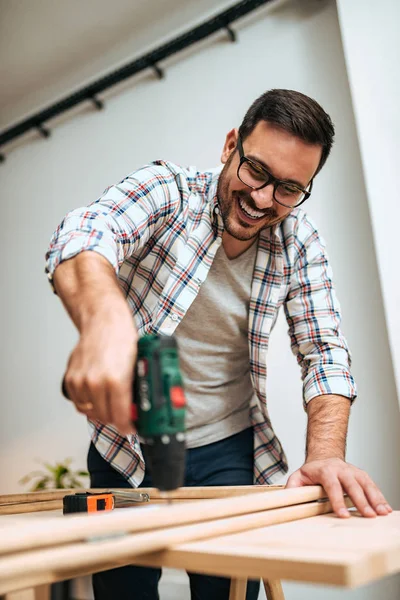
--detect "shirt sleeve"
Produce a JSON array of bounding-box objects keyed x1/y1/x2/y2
[
  {"x1": 45, "y1": 163, "x2": 182, "y2": 287},
  {"x1": 283, "y1": 213, "x2": 357, "y2": 408}
]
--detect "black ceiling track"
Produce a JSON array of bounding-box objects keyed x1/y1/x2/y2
[{"x1": 0, "y1": 0, "x2": 276, "y2": 162}]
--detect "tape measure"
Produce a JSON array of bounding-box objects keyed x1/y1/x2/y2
[{"x1": 63, "y1": 492, "x2": 114, "y2": 514}]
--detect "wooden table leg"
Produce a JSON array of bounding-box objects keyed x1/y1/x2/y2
[
  {"x1": 33, "y1": 586, "x2": 50, "y2": 600},
  {"x1": 0, "y1": 586, "x2": 50, "y2": 600},
  {"x1": 263, "y1": 579, "x2": 285, "y2": 600},
  {"x1": 229, "y1": 577, "x2": 248, "y2": 600}
]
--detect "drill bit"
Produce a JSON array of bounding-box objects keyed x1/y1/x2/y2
[{"x1": 159, "y1": 491, "x2": 174, "y2": 505}]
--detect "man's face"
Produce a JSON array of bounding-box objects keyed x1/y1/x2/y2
[{"x1": 217, "y1": 121, "x2": 323, "y2": 241}]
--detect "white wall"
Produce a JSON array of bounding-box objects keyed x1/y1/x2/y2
[
  {"x1": 336, "y1": 0, "x2": 400, "y2": 407},
  {"x1": 1, "y1": 1, "x2": 399, "y2": 598}
]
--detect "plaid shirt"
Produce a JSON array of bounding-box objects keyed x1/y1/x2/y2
[{"x1": 46, "y1": 160, "x2": 357, "y2": 485}]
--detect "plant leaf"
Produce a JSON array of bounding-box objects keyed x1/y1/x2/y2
[
  {"x1": 20, "y1": 459, "x2": 89, "y2": 491},
  {"x1": 31, "y1": 477, "x2": 51, "y2": 491},
  {"x1": 43, "y1": 463, "x2": 58, "y2": 475},
  {"x1": 19, "y1": 470, "x2": 46, "y2": 484}
]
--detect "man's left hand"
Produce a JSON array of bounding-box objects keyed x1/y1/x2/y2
[{"x1": 286, "y1": 458, "x2": 392, "y2": 518}]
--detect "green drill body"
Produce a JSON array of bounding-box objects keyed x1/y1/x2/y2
[{"x1": 133, "y1": 334, "x2": 186, "y2": 491}]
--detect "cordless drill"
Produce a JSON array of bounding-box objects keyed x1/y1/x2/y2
[{"x1": 132, "y1": 334, "x2": 186, "y2": 492}]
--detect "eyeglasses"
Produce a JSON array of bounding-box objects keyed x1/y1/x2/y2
[{"x1": 236, "y1": 135, "x2": 313, "y2": 208}]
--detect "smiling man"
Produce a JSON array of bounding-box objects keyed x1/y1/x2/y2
[
  {"x1": 218, "y1": 119, "x2": 320, "y2": 255},
  {"x1": 46, "y1": 89, "x2": 391, "y2": 600}
]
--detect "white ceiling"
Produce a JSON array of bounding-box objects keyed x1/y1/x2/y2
[{"x1": 0, "y1": 0, "x2": 250, "y2": 130}]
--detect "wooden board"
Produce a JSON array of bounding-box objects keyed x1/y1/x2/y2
[
  {"x1": 0, "y1": 494, "x2": 336, "y2": 594},
  {"x1": 0, "y1": 487, "x2": 398, "y2": 594},
  {"x1": 134, "y1": 510, "x2": 400, "y2": 588},
  {"x1": 0, "y1": 487, "x2": 326, "y2": 556},
  {"x1": 0, "y1": 485, "x2": 283, "y2": 506},
  {"x1": 0, "y1": 486, "x2": 283, "y2": 515}
]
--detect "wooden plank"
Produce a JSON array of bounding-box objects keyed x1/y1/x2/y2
[
  {"x1": 0, "y1": 486, "x2": 326, "y2": 555},
  {"x1": 0, "y1": 485, "x2": 283, "y2": 507},
  {"x1": 0, "y1": 501, "x2": 62, "y2": 516},
  {"x1": 0, "y1": 496, "x2": 264, "y2": 515},
  {"x1": 0, "y1": 495, "x2": 150, "y2": 515},
  {"x1": 229, "y1": 578, "x2": 247, "y2": 600},
  {"x1": 0, "y1": 498, "x2": 337, "y2": 595},
  {"x1": 0, "y1": 490, "x2": 90, "y2": 506},
  {"x1": 142, "y1": 486, "x2": 284, "y2": 500},
  {"x1": 135, "y1": 510, "x2": 399, "y2": 588},
  {"x1": 205, "y1": 508, "x2": 400, "y2": 553}
]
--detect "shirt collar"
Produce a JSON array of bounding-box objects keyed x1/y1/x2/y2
[
  {"x1": 206, "y1": 165, "x2": 222, "y2": 211},
  {"x1": 206, "y1": 166, "x2": 223, "y2": 233}
]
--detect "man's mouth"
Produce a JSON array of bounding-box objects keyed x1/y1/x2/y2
[{"x1": 237, "y1": 197, "x2": 267, "y2": 222}]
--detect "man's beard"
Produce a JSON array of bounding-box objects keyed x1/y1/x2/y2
[{"x1": 217, "y1": 161, "x2": 281, "y2": 241}]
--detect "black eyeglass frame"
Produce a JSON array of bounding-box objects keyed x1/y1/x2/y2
[{"x1": 236, "y1": 135, "x2": 313, "y2": 208}]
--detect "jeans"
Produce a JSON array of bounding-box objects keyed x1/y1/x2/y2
[{"x1": 88, "y1": 427, "x2": 260, "y2": 600}]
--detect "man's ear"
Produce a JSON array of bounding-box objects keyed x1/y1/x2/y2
[{"x1": 221, "y1": 128, "x2": 238, "y2": 164}]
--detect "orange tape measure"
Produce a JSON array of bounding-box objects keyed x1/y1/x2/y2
[{"x1": 63, "y1": 492, "x2": 114, "y2": 514}]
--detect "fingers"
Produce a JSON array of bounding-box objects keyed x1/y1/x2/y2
[
  {"x1": 337, "y1": 472, "x2": 374, "y2": 517},
  {"x1": 63, "y1": 370, "x2": 107, "y2": 421},
  {"x1": 82, "y1": 375, "x2": 111, "y2": 423},
  {"x1": 61, "y1": 313, "x2": 138, "y2": 434},
  {"x1": 108, "y1": 376, "x2": 134, "y2": 435},
  {"x1": 321, "y1": 467, "x2": 392, "y2": 518},
  {"x1": 293, "y1": 459, "x2": 393, "y2": 519},
  {"x1": 320, "y1": 475, "x2": 351, "y2": 518},
  {"x1": 285, "y1": 471, "x2": 306, "y2": 488},
  {"x1": 284, "y1": 465, "x2": 351, "y2": 516},
  {"x1": 63, "y1": 369, "x2": 133, "y2": 434},
  {"x1": 354, "y1": 471, "x2": 392, "y2": 515},
  {"x1": 61, "y1": 376, "x2": 71, "y2": 400},
  {"x1": 338, "y1": 470, "x2": 392, "y2": 517}
]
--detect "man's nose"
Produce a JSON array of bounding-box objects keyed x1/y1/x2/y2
[{"x1": 250, "y1": 183, "x2": 275, "y2": 209}]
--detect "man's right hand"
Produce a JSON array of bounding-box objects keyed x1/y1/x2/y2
[
  {"x1": 63, "y1": 310, "x2": 138, "y2": 435},
  {"x1": 53, "y1": 252, "x2": 138, "y2": 436}
]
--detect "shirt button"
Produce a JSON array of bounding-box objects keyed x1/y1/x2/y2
[
  {"x1": 214, "y1": 206, "x2": 220, "y2": 215},
  {"x1": 170, "y1": 314, "x2": 179, "y2": 322}
]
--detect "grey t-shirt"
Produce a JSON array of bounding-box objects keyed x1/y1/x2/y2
[{"x1": 174, "y1": 242, "x2": 258, "y2": 448}]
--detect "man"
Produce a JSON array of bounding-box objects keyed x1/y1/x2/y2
[{"x1": 46, "y1": 89, "x2": 391, "y2": 600}]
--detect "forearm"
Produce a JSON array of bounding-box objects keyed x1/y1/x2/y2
[
  {"x1": 305, "y1": 394, "x2": 351, "y2": 462},
  {"x1": 288, "y1": 394, "x2": 391, "y2": 518},
  {"x1": 53, "y1": 251, "x2": 133, "y2": 333}
]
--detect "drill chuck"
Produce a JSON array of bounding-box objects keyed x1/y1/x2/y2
[{"x1": 141, "y1": 433, "x2": 186, "y2": 492}]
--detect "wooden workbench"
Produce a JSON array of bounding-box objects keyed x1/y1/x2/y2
[
  {"x1": 135, "y1": 510, "x2": 400, "y2": 589},
  {"x1": 0, "y1": 487, "x2": 398, "y2": 600}
]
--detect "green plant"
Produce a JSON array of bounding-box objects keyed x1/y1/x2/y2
[{"x1": 19, "y1": 458, "x2": 89, "y2": 491}]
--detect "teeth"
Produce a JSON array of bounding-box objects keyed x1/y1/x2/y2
[{"x1": 239, "y1": 198, "x2": 264, "y2": 219}]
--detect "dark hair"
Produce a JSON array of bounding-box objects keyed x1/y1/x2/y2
[{"x1": 238, "y1": 89, "x2": 335, "y2": 175}]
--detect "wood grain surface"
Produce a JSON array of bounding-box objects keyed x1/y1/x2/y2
[
  {"x1": 0, "y1": 497, "x2": 339, "y2": 595},
  {"x1": 0, "y1": 486, "x2": 325, "y2": 555},
  {"x1": 135, "y1": 510, "x2": 400, "y2": 588},
  {"x1": 0, "y1": 485, "x2": 283, "y2": 508}
]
